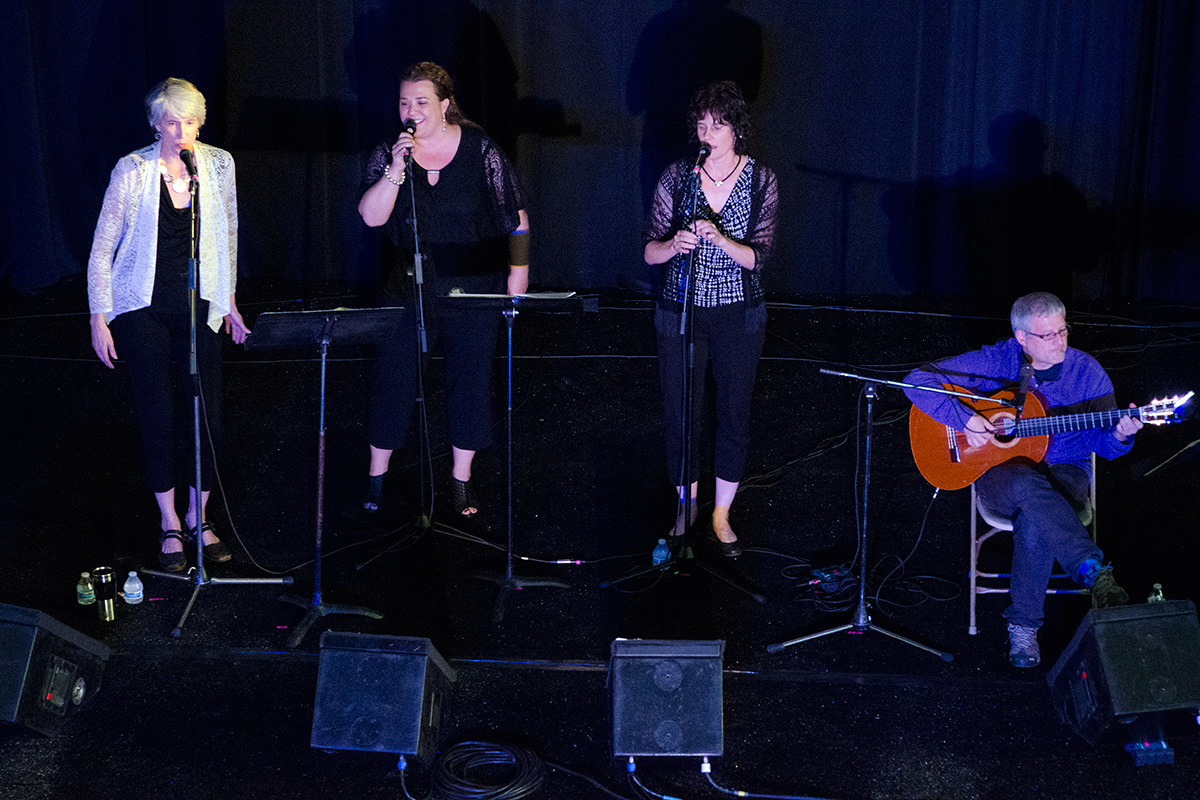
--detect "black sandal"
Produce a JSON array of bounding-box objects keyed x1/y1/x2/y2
[
  {"x1": 159, "y1": 529, "x2": 188, "y2": 572},
  {"x1": 363, "y1": 474, "x2": 384, "y2": 514},
  {"x1": 191, "y1": 522, "x2": 232, "y2": 563},
  {"x1": 451, "y1": 477, "x2": 480, "y2": 517},
  {"x1": 706, "y1": 528, "x2": 743, "y2": 558}
]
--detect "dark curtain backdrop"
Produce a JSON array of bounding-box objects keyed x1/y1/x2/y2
[{"x1": 2, "y1": 0, "x2": 1197, "y2": 303}]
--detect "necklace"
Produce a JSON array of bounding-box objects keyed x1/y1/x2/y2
[
  {"x1": 159, "y1": 163, "x2": 189, "y2": 193},
  {"x1": 702, "y1": 155, "x2": 741, "y2": 187}
]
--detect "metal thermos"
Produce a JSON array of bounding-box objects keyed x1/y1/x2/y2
[{"x1": 93, "y1": 566, "x2": 116, "y2": 622}]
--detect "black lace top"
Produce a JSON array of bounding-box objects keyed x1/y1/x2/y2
[
  {"x1": 363, "y1": 125, "x2": 524, "y2": 283},
  {"x1": 644, "y1": 157, "x2": 779, "y2": 309}
]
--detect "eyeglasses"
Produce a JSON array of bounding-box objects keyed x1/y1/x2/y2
[{"x1": 1023, "y1": 325, "x2": 1071, "y2": 342}]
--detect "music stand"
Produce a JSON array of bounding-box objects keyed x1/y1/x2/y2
[
  {"x1": 766, "y1": 369, "x2": 959, "y2": 661},
  {"x1": 247, "y1": 307, "x2": 405, "y2": 647},
  {"x1": 441, "y1": 291, "x2": 592, "y2": 622}
]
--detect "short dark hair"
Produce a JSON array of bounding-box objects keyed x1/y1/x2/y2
[{"x1": 687, "y1": 80, "x2": 751, "y2": 155}]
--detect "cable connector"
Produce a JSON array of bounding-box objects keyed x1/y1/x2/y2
[
  {"x1": 627, "y1": 756, "x2": 636, "y2": 773},
  {"x1": 701, "y1": 756, "x2": 712, "y2": 773}
]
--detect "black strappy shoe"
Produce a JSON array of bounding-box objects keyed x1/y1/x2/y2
[
  {"x1": 451, "y1": 477, "x2": 480, "y2": 517},
  {"x1": 159, "y1": 529, "x2": 188, "y2": 572},
  {"x1": 363, "y1": 474, "x2": 384, "y2": 514}
]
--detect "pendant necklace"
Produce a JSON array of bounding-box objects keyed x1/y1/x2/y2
[
  {"x1": 159, "y1": 163, "x2": 188, "y2": 193},
  {"x1": 702, "y1": 155, "x2": 741, "y2": 187}
]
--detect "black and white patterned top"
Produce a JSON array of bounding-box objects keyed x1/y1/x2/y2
[{"x1": 645, "y1": 156, "x2": 778, "y2": 309}]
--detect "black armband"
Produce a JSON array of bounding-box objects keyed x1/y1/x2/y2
[{"x1": 508, "y1": 229, "x2": 530, "y2": 267}]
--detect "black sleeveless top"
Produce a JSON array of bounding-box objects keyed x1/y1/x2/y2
[{"x1": 151, "y1": 180, "x2": 197, "y2": 312}]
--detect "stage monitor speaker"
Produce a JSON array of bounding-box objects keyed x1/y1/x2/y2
[
  {"x1": 1047, "y1": 600, "x2": 1200, "y2": 746},
  {"x1": 0, "y1": 603, "x2": 110, "y2": 736},
  {"x1": 610, "y1": 639, "x2": 724, "y2": 757},
  {"x1": 311, "y1": 632, "x2": 455, "y2": 766}
]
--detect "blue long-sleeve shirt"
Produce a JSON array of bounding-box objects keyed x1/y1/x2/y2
[{"x1": 904, "y1": 338, "x2": 1132, "y2": 477}]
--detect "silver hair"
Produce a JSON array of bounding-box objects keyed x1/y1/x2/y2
[
  {"x1": 145, "y1": 77, "x2": 206, "y2": 128},
  {"x1": 1010, "y1": 291, "x2": 1066, "y2": 334}
]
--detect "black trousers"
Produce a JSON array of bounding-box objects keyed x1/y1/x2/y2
[
  {"x1": 655, "y1": 301, "x2": 766, "y2": 486},
  {"x1": 109, "y1": 305, "x2": 222, "y2": 494},
  {"x1": 368, "y1": 273, "x2": 504, "y2": 453}
]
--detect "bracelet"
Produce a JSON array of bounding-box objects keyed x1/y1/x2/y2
[{"x1": 384, "y1": 164, "x2": 405, "y2": 187}]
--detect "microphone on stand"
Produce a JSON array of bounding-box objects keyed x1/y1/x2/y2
[
  {"x1": 691, "y1": 143, "x2": 712, "y2": 174},
  {"x1": 179, "y1": 148, "x2": 198, "y2": 179},
  {"x1": 1012, "y1": 359, "x2": 1034, "y2": 416}
]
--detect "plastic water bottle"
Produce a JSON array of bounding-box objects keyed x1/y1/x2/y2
[
  {"x1": 76, "y1": 572, "x2": 95, "y2": 605},
  {"x1": 1147, "y1": 583, "x2": 1165, "y2": 603},
  {"x1": 123, "y1": 571, "x2": 144, "y2": 605},
  {"x1": 652, "y1": 538, "x2": 670, "y2": 565}
]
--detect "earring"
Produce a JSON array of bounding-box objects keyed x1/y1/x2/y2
[
  {"x1": 442, "y1": 117, "x2": 447, "y2": 132},
  {"x1": 155, "y1": 130, "x2": 161, "y2": 140}
]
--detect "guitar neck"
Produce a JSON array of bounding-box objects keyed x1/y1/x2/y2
[{"x1": 1010, "y1": 406, "x2": 1140, "y2": 438}]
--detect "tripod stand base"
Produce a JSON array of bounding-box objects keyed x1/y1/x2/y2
[
  {"x1": 142, "y1": 567, "x2": 294, "y2": 638},
  {"x1": 766, "y1": 608, "x2": 953, "y2": 661},
  {"x1": 472, "y1": 571, "x2": 570, "y2": 624},
  {"x1": 279, "y1": 594, "x2": 383, "y2": 649},
  {"x1": 601, "y1": 545, "x2": 767, "y2": 604}
]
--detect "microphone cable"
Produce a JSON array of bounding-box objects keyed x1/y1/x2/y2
[{"x1": 431, "y1": 740, "x2": 545, "y2": 800}]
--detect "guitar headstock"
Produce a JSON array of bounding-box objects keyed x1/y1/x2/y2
[{"x1": 1141, "y1": 391, "x2": 1194, "y2": 426}]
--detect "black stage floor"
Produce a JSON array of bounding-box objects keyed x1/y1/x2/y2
[{"x1": 1, "y1": 278, "x2": 1198, "y2": 799}]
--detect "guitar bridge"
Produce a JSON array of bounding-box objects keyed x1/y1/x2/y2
[{"x1": 946, "y1": 425, "x2": 961, "y2": 463}]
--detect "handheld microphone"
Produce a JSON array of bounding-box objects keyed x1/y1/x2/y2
[
  {"x1": 400, "y1": 119, "x2": 416, "y2": 165},
  {"x1": 179, "y1": 148, "x2": 198, "y2": 178},
  {"x1": 691, "y1": 143, "x2": 712, "y2": 173}
]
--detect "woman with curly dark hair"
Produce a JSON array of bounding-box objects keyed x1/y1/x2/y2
[{"x1": 643, "y1": 80, "x2": 778, "y2": 557}]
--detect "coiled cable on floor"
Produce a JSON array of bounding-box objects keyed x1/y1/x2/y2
[{"x1": 432, "y1": 740, "x2": 546, "y2": 800}]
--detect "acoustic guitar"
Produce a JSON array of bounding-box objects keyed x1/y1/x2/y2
[{"x1": 908, "y1": 385, "x2": 1192, "y2": 490}]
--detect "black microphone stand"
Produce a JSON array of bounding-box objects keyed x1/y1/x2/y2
[
  {"x1": 603, "y1": 152, "x2": 763, "y2": 602},
  {"x1": 141, "y1": 150, "x2": 291, "y2": 638},
  {"x1": 403, "y1": 148, "x2": 434, "y2": 531},
  {"x1": 766, "y1": 369, "x2": 955, "y2": 660}
]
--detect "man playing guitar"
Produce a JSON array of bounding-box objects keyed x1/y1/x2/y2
[{"x1": 904, "y1": 292, "x2": 1140, "y2": 668}]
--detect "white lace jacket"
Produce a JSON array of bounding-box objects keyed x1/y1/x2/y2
[{"x1": 87, "y1": 140, "x2": 237, "y2": 332}]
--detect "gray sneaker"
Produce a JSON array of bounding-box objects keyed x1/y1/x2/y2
[
  {"x1": 1089, "y1": 567, "x2": 1129, "y2": 609},
  {"x1": 1007, "y1": 622, "x2": 1040, "y2": 668}
]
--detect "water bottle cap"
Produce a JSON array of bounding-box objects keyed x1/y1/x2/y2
[
  {"x1": 657, "y1": 538, "x2": 666, "y2": 544},
  {"x1": 128, "y1": 571, "x2": 138, "y2": 577},
  {"x1": 81, "y1": 572, "x2": 90, "y2": 578}
]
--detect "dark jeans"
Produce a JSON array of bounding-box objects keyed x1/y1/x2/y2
[
  {"x1": 655, "y1": 302, "x2": 766, "y2": 485},
  {"x1": 975, "y1": 459, "x2": 1099, "y2": 629},
  {"x1": 368, "y1": 274, "x2": 504, "y2": 452},
  {"x1": 109, "y1": 305, "x2": 222, "y2": 494}
]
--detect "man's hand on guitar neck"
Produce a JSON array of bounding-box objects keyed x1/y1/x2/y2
[
  {"x1": 1114, "y1": 403, "x2": 1143, "y2": 443},
  {"x1": 963, "y1": 413, "x2": 997, "y2": 448}
]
